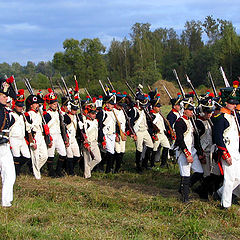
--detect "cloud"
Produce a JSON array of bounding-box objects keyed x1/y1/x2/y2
[{"x1": 1, "y1": 23, "x2": 40, "y2": 33}]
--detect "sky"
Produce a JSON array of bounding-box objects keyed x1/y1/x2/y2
[{"x1": 0, "y1": 0, "x2": 239, "y2": 65}]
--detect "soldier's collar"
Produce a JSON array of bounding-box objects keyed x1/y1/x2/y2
[
  {"x1": 182, "y1": 115, "x2": 189, "y2": 120},
  {"x1": 172, "y1": 108, "x2": 178, "y2": 113}
]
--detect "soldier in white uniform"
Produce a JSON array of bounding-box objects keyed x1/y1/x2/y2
[
  {"x1": 25, "y1": 95, "x2": 51, "y2": 180},
  {"x1": 174, "y1": 99, "x2": 204, "y2": 203},
  {"x1": 213, "y1": 97, "x2": 240, "y2": 209},
  {"x1": 150, "y1": 96, "x2": 170, "y2": 168},
  {"x1": 128, "y1": 93, "x2": 154, "y2": 172},
  {"x1": 9, "y1": 89, "x2": 31, "y2": 176},
  {"x1": 65, "y1": 99, "x2": 81, "y2": 176},
  {"x1": 45, "y1": 89, "x2": 69, "y2": 177},
  {"x1": 0, "y1": 76, "x2": 16, "y2": 207},
  {"x1": 82, "y1": 103, "x2": 104, "y2": 178},
  {"x1": 113, "y1": 93, "x2": 127, "y2": 173},
  {"x1": 100, "y1": 95, "x2": 117, "y2": 173}
]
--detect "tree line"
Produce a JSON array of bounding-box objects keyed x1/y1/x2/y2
[{"x1": 0, "y1": 16, "x2": 239, "y2": 95}]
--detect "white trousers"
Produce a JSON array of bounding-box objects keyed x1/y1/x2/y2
[
  {"x1": 83, "y1": 141, "x2": 101, "y2": 178},
  {"x1": 66, "y1": 138, "x2": 80, "y2": 158},
  {"x1": 135, "y1": 130, "x2": 153, "y2": 152},
  {"x1": 217, "y1": 158, "x2": 240, "y2": 208},
  {"x1": 10, "y1": 137, "x2": 31, "y2": 158},
  {"x1": 30, "y1": 133, "x2": 48, "y2": 179},
  {"x1": 47, "y1": 133, "x2": 66, "y2": 157},
  {"x1": 115, "y1": 138, "x2": 126, "y2": 153},
  {"x1": 0, "y1": 143, "x2": 16, "y2": 207},
  {"x1": 153, "y1": 133, "x2": 170, "y2": 151},
  {"x1": 177, "y1": 147, "x2": 203, "y2": 177},
  {"x1": 105, "y1": 134, "x2": 116, "y2": 154}
]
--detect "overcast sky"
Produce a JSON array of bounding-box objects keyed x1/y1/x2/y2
[{"x1": 0, "y1": 0, "x2": 239, "y2": 65}]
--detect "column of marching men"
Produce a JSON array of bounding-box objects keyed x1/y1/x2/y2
[{"x1": 1, "y1": 76, "x2": 240, "y2": 210}]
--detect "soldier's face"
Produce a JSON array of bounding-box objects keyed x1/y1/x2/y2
[
  {"x1": 184, "y1": 109, "x2": 193, "y2": 118},
  {"x1": 203, "y1": 112, "x2": 212, "y2": 119},
  {"x1": 174, "y1": 105, "x2": 181, "y2": 111},
  {"x1": 49, "y1": 102, "x2": 58, "y2": 110},
  {"x1": 89, "y1": 112, "x2": 96, "y2": 119},
  {"x1": 0, "y1": 93, "x2": 8, "y2": 105},
  {"x1": 15, "y1": 105, "x2": 23, "y2": 113},
  {"x1": 71, "y1": 109, "x2": 77, "y2": 115},
  {"x1": 153, "y1": 106, "x2": 160, "y2": 113},
  {"x1": 226, "y1": 103, "x2": 236, "y2": 111},
  {"x1": 106, "y1": 103, "x2": 114, "y2": 110},
  {"x1": 31, "y1": 103, "x2": 39, "y2": 111}
]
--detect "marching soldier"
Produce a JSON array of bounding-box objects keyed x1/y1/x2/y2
[
  {"x1": 0, "y1": 76, "x2": 16, "y2": 207},
  {"x1": 64, "y1": 98, "x2": 81, "y2": 176},
  {"x1": 128, "y1": 93, "x2": 154, "y2": 172},
  {"x1": 195, "y1": 97, "x2": 221, "y2": 199},
  {"x1": 150, "y1": 95, "x2": 171, "y2": 168},
  {"x1": 45, "y1": 89, "x2": 69, "y2": 177},
  {"x1": 174, "y1": 99, "x2": 204, "y2": 203},
  {"x1": 113, "y1": 93, "x2": 127, "y2": 173},
  {"x1": 82, "y1": 102, "x2": 104, "y2": 178},
  {"x1": 167, "y1": 94, "x2": 182, "y2": 128},
  {"x1": 213, "y1": 96, "x2": 240, "y2": 209},
  {"x1": 100, "y1": 95, "x2": 117, "y2": 173},
  {"x1": 9, "y1": 89, "x2": 31, "y2": 176},
  {"x1": 25, "y1": 94, "x2": 51, "y2": 179}
]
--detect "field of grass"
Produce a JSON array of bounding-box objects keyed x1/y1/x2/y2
[{"x1": 1, "y1": 106, "x2": 240, "y2": 239}]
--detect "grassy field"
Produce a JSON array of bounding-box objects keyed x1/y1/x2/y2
[{"x1": 1, "y1": 106, "x2": 240, "y2": 240}]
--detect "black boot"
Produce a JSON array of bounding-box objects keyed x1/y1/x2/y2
[
  {"x1": 190, "y1": 172, "x2": 204, "y2": 189},
  {"x1": 142, "y1": 147, "x2": 153, "y2": 170},
  {"x1": 47, "y1": 157, "x2": 56, "y2": 178},
  {"x1": 105, "y1": 152, "x2": 114, "y2": 173},
  {"x1": 67, "y1": 158, "x2": 74, "y2": 176},
  {"x1": 97, "y1": 152, "x2": 106, "y2": 173},
  {"x1": 79, "y1": 155, "x2": 84, "y2": 173},
  {"x1": 150, "y1": 151, "x2": 157, "y2": 168},
  {"x1": 14, "y1": 157, "x2": 21, "y2": 176},
  {"x1": 160, "y1": 147, "x2": 169, "y2": 168},
  {"x1": 136, "y1": 150, "x2": 142, "y2": 173},
  {"x1": 182, "y1": 176, "x2": 190, "y2": 203},
  {"x1": 114, "y1": 153, "x2": 124, "y2": 173},
  {"x1": 56, "y1": 155, "x2": 66, "y2": 177}
]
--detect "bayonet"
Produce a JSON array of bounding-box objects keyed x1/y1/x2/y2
[
  {"x1": 219, "y1": 66, "x2": 230, "y2": 87},
  {"x1": 163, "y1": 85, "x2": 172, "y2": 99},
  {"x1": 207, "y1": 72, "x2": 218, "y2": 97},
  {"x1": 173, "y1": 69, "x2": 185, "y2": 98}
]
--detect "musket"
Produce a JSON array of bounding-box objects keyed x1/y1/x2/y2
[
  {"x1": 105, "y1": 83, "x2": 111, "y2": 95},
  {"x1": 99, "y1": 80, "x2": 107, "y2": 96},
  {"x1": 12, "y1": 75, "x2": 18, "y2": 94},
  {"x1": 57, "y1": 79, "x2": 65, "y2": 96},
  {"x1": 23, "y1": 78, "x2": 52, "y2": 146},
  {"x1": 219, "y1": 66, "x2": 230, "y2": 87},
  {"x1": 84, "y1": 88, "x2": 93, "y2": 101},
  {"x1": 163, "y1": 85, "x2": 172, "y2": 99},
  {"x1": 173, "y1": 69, "x2": 185, "y2": 98},
  {"x1": 125, "y1": 81, "x2": 160, "y2": 133},
  {"x1": 49, "y1": 77, "x2": 69, "y2": 146},
  {"x1": 73, "y1": 76, "x2": 96, "y2": 159},
  {"x1": 107, "y1": 77, "x2": 114, "y2": 91},
  {"x1": 185, "y1": 74, "x2": 200, "y2": 102},
  {"x1": 207, "y1": 72, "x2": 218, "y2": 97}
]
